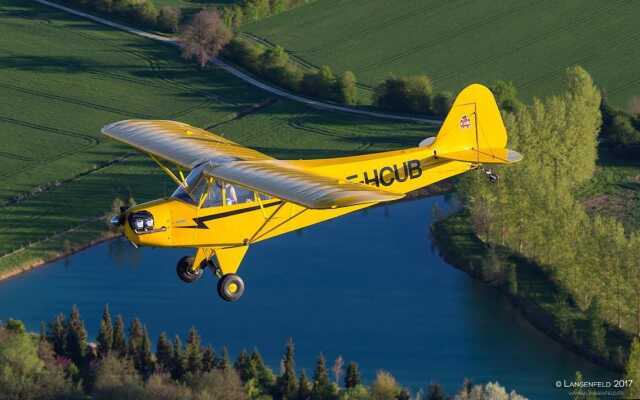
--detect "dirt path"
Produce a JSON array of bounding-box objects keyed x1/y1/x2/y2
[{"x1": 33, "y1": 0, "x2": 442, "y2": 124}]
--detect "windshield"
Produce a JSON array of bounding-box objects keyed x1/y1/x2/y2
[{"x1": 171, "y1": 165, "x2": 207, "y2": 205}]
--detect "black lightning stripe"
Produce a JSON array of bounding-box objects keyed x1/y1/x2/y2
[{"x1": 177, "y1": 201, "x2": 283, "y2": 229}]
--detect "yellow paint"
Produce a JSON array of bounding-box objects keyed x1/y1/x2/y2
[{"x1": 116, "y1": 84, "x2": 521, "y2": 279}]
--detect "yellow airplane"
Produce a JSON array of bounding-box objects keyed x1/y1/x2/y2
[{"x1": 104, "y1": 84, "x2": 521, "y2": 301}]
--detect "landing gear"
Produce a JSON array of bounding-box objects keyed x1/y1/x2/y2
[
  {"x1": 217, "y1": 274, "x2": 245, "y2": 302},
  {"x1": 176, "y1": 256, "x2": 204, "y2": 283}
]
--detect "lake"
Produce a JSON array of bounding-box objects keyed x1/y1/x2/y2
[{"x1": 0, "y1": 196, "x2": 614, "y2": 398}]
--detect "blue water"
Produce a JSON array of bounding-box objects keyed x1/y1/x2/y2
[{"x1": 0, "y1": 196, "x2": 614, "y2": 398}]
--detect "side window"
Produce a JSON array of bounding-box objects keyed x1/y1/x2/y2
[{"x1": 201, "y1": 180, "x2": 258, "y2": 207}]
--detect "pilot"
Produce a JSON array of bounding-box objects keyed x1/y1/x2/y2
[{"x1": 222, "y1": 182, "x2": 238, "y2": 205}]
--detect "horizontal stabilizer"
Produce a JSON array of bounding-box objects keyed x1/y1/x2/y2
[{"x1": 437, "y1": 148, "x2": 523, "y2": 164}]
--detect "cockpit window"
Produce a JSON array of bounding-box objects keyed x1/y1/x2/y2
[{"x1": 171, "y1": 165, "x2": 267, "y2": 207}]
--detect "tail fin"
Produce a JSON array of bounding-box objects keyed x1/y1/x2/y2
[{"x1": 422, "y1": 84, "x2": 522, "y2": 164}]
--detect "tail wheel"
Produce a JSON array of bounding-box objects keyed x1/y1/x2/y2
[
  {"x1": 217, "y1": 274, "x2": 245, "y2": 302},
  {"x1": 176, "y1": 256, "x2": 204, "y2": 283}
]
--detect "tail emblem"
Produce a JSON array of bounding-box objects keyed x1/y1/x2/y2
[{"x1": 459, "y1": 115, "x2": 472, "y2": 129}]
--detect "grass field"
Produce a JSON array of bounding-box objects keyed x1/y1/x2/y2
[
  {"x1": 243, "y1": 0, "x2": 640, "y2": 108},
  {"x1": 0, "y1": 0, "x2": 435, "y2": 273}
]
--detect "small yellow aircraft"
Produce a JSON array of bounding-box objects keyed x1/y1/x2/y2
[{"x1": 104, "y1": 84, "x2": 521, "y2": 301}]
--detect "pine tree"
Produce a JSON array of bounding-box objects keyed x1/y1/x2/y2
[
  {"x1": 311, "y1": 353, "x2": 331, "y2": 400},
  {"x1": 298, "y1": 369, "x2": 313, "y2": 400},
  {"x1": 251, "y1": 349, "x2": 275, "y2": 389},
  {"x1": 112, "y1": 315, "x2": 127, "y2": 356},
  {"x1": 426, "y1": 383, "x2": 447, "y2": 400},
  {"x1": 218, "y1": 345, "x2": 231, "y2": 371},
  {"x1": 66, "y1": 305, "x2": 87, "y2": 367},
  {"x1": 48, "y1": 314, "x2": 66, "y2": 357},
  {"x1": 202, "y1": 345, "x2": 215, "y2": 372},
  {"x1": 171, "y1": 335, "x2": 186, "y2": 380},
  {"x1": 625, "y1": 338, "x2": 640, "y2": 399},
  {"x1": 234, "y1": 349, "x2": 251, "y2": 381},
  {"x1": 127, "y1": 318, "x2": 145, "y2": 358},
  {"x1": 276, "y1": 338, "x2": 298, "y2": 399},
  {"x1": 156, "y1": 332, "x2": 173, "y2": 373},
  {"x1": 136, "y1": 326, "x2": 154, "y2": 378},
  {"x1": 96, "y1": 304, "x2": 113, "y2": 357},
  {"x1": 185, "y1": 326, "x2": 203, "y2": 375},
  {"x1": 345, "y1": 361, "x2": 361, "y2": 388}
]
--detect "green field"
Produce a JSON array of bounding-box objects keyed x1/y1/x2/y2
[
  {"x1": 0, "y1": 0, "x2": 435, "y2": 272},
  {"x1": 243, "y1": 0, "x2": 640, "y2": 108}
]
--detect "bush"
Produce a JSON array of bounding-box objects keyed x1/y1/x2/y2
[
  {"x1": 93, "y1": 355, "x2": 144, "y2": 400},
  {"x1": 127, "y1": 0, "x2": 159, "y2": 27},
  {"x1": 373, "y1": 75, "x2": 433, "y2": 114},
  {"x1": 157, "y1": 6, "x2": 181, "y2": 33},
  {"x1": 431, "y1": 91, "x2": 453, "y2": 117}
]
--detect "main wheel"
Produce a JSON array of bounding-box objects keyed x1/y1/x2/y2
[
  {"x1": 217, "y1": 274, "x2": 245, "y2": 302},
  {"x1": 176, "y1": 256, "x2": 204, "y2": 283}
]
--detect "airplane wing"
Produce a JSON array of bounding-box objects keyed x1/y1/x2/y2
[
  {"x1": 203, "y1": 160, "x2": 404, "y2": 209},
  {"x1": 101, "y1": 119, "x2": 272, "y2": 169}
]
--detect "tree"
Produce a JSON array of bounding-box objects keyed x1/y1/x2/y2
[
  {"x1": 127, "y1": 318, "x2": 145, "y2": 358},
  {"x1": 218, "y1": 345, "x2": 231, "y2": 371},
  {"x1": 370, "y1": 370, "x2": 399, "y2": 400},
  {"x1": 203, "y1": 345, "x2": 216, "y2": 372},
  {"x1": 373, "y1": 75, "x2": 433, "y2": 114},
  {"x1": 625, "y1": 338, "x2": 640, "y2": 399},
  {"x1": 234, "y1": 349, "x2": 251, "y2": 381},
  {"x1": 156, "y1": 332, "x2": 173, "y2": 373},
  {"x1": 66, "y1": 305, "x2": 87, "y2": 368},
  {"x1": 277, "y1": 338, "x2": 298, "y2": 399},
  {"x1": 490, "y1": 80, "x2": 521, "y2": 113},
  {"x1": 137, "y1": 326, "x2": 155, "y2": 378},
  {"x1": 250, "y1": 349, "x2": 275, "y2": 389},
  {"x1": 0, "y1": 329, "x2": 45, "y2": 399},
  {"x1": 331, "y1": 355, "x2": 344, "y2": 386},
  {"x1": 158, "y1": 6, "x2": 181, "y2": 33},
  {"x1": 431, "y1": 91, "x2": 453, "y2": 117},
  {"x1": 189, "y1": 368, "x2": 247, "y2": 400},
  {"x1": 397, "y1": 388, "x2": 411, "y2": 400},
  {"x1": 97, "y1": 304, "x2": 113, "y2": 357},
  {"x1": 48, "y1": 313, "x2": 66, "y2": 357},
  {"x1": 93, "y1": 354, "x2": 144, "y2": 400},
  {"x1": 298, "y1": 369, "x2": 313, "y2": 400},
  {"x1": 128, "y1": 0, "x2": 158, "y2": 27},
  {"x1": 337, "y1": 71, "x2": 357, "y2": 105},
  {"x1": 586, "y1": 296, "x2": 607, "y2": 355},
  {"x1": 171, "y1": 335, "x2": 186, "y2": 380},
  {"x1": 185, "y1": 326, "x2": 203, "y2": 375},
  {"x1": 311, "y1": 353, "x2": 331, "y2": 399},
  {"x1": 345, "y1": 361, "x2": 361, "y2": 389},
  {"x1": 112, "y1": 315, "x2": 127, "y2": 357},
  {"x1": 180, "y1": 8, "x2": 232, "y2": 68},
  {"x1": 426, "y1": 383, "x2": 447, "y2": 400}
]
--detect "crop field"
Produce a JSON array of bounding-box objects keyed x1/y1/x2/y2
[
  {"x1": 244, "y1": 0, "x2": 640, "y2": 108},
  {"x1": 0, "y1": 0, "x2": 434, "y2": 272}
]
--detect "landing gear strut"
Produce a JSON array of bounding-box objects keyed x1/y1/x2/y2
[
  {"x1": 217, "y1": 274, "x2": 245, "y2": 302},
  {"x1": 176, "y1": 256, "x2": 204, "y2": 283}
]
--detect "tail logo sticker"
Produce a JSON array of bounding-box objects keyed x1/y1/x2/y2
[{"x1": 459, "y1": 115, "x2": 471, "y2": 129}]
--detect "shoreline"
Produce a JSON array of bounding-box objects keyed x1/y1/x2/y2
[
  {"x1": 0, "y1": 232, "x2": 120, "y2": 283},
  {"x1": 431, "y1": 211, "x2": 628, "y2": 373}
]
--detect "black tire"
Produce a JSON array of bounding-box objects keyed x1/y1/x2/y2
[
  {"x1": 176, "y1": 256, "x2": 204, "y2": 283},
  {"x1": 217, "y1": 274, "x2": 245, "y2": 302}
]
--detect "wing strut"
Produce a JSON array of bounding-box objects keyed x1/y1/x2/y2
[{"x1": 149, "y1": 153, "x2": 187, "y2": 188}]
